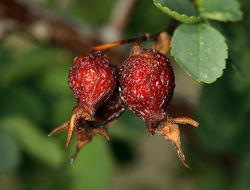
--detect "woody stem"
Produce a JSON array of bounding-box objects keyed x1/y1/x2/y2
[{"x1": 91, "y1": 33, "x2": 159, "y2": 51}]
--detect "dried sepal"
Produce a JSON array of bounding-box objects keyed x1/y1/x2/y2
[
  {"x1": 69, "y1": 124, "x2": 110, "y2": 163},
  {"x1": 48, "y1": 120, "x2": 110, "y2": 163},
  {"x1": 48, "y1": 121, "x2": 69, "y2": 137},
  {"x1": 152, "y1": 32, "x2": 171, "y2": 54},
  {"x1": 156, "y1": 116, "x2": 199, "y2": 169},
  {"x1": 66, "y1": 105, "x2": 93, "y2": 148}
]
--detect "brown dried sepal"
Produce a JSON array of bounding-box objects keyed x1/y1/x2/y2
[
  {"x1": 48, "y1": 120, "x2": 109, "y2": 163},
  {"x1": 152, "y1": 32, "x2": 171, "y2": 55},
  {"x1": 156, "y1": 116, "x2": 199, "y2": 169},
  {"x1": 65, "y1": 105, "x2": 93, "y2": 148},
  {"x1": 69, "y1": 124, "x2": 109, "y2": 163}
]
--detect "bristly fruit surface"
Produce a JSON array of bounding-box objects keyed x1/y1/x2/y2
[
  {"x1": 49, "y1": 42, "x2": 199, "y2": 168},
  {"x1": 119, "y1": 43, "x2": 175, "y2": 133},
  {"x1": 61, "y1": 50, "x2": 116, "y2": 147},
  {"x1": 91, "y1": 85, "x2": 125, "y2": 128},
  {"x1": 68, "y1": 50, "x2": 116, "y2": 117}
]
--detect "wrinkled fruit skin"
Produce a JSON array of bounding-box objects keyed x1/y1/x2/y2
[
  {"x1": 91, "y1": 85, "x2": 125, "y2": 127},
  {"x1": 119, "y1": 44, "x2": 175, "y2": 133},
  {"x1": 49, "y1": 44, "x2": 199, "y2": 168},
  {"x1": 68, "y1": 50, "x2": 116, "y2": 116}
]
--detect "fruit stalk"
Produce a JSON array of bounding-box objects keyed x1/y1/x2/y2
[{"x1": 92, "y1": 33, "x2": 159, "y2": 50}]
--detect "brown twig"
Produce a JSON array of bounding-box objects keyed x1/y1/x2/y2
[{"x1": 92, "y1": 33, "x2": 159, "y2": 51}]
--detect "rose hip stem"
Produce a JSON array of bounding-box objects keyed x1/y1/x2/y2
[{"x1": 92, "y1": 33, "x2": 159, "y2": 51}]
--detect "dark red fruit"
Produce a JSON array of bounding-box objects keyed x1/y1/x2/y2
[
  {"x1": 49, "y1": 42, "x2": 199, "y2": 168},
  {"x1": 91, "y1": 86, "x2": 125, "y2": 127},
  {"x1": 119, "y1": 43, "x2": 175, "y2": 133},
  {"x1": 49, "y1": 84, "x2": 125, "y2": 163},
  {"x1": 68, "y1": 50, "x2": 116, "y2": 117},
  {"x1": 64, "y1": 50, "x2": 116, "y2": 147}
]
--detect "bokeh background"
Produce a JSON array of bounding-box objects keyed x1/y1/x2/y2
[{"x1": 0, "y1": 0, "x2": 250, "y2": 190}]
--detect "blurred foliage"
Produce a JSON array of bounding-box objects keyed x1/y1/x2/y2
[
  {"x1": 69, "y1": 138, "x2": 114, "y2": 190},
  {"x1": 125, "y1": 0, "x2": 171, "y2": 36},
  {"x1": 0, "y1": 130, "x2": 20, "y2": 172},
  {"x1": 45, "y1": 0, "x2": 116, "y2": 25},
  {"x1": 191, "y1": 0, "x2": 250, "y2": 188},
  {"x1": 0, "y1": 0, "x2": 250, "y2": 190}
]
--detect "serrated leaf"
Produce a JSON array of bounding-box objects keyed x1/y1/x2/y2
[
  {"x1": 153, "y1": 0, "x2": 201, "y2": 24},
  {"x1": 0, "y1": 116, "x2": 64, "y2": 168},
  {"x1": 197, "y1": 0, "x2": 243, "y2": 22},
  {"x1": 171, "y1": 23, "x2": 228, "y2": 83}
]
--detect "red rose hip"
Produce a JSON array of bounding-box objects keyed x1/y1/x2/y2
[
  {"x1": 119, "y1": 43, "x2": 175, "y2": 133},
  {"x1": 64, "y1": 50, "x2": 115, "y2": 147},
  {"x1": 91, "y1": 86, "x2": 125, "y2": 127},
  {"x1": 49, "y1": 40, "x2": 199, "y2": 168},
  {"x1": 68, "y1": 50, "x2": 116, "y2": 115},
  {"x1": 49, "y1": 85, "x2": 125, "y2": 163}
]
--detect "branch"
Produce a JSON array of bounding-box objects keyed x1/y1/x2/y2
[
  {"x1": 92, "y1": 33, "x2": 157, "y2": 50},
  {"x1": 0, "y1": 0, "x2": 100, "y2": 52}
]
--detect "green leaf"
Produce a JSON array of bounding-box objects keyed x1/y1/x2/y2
[
  {"x1": 197, "y1": 0, "x2": 243, "y2": 22},
  {"x1": 0, "y1": 116, "x2": 65, "y2": 168},
  {"x1": 171, "y1": 23, "x2": 228, "y2": 83},
  {"x1": 153, "y1": 0, "x2": 201, "y2": 24},
  {"x1": 69, "y1": 138, "x2": 114, "y2": 190},
  {"x1": 0, "y1": 130, "x2": 20, "y2": 172}
]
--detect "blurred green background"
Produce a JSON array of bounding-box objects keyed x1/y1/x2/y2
[{"x1": 0, "y1": 0, "x2": 250, "y2": 190}]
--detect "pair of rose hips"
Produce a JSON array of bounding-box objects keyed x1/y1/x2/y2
[{"x1": 49, "y1": 43, "x2": 199, "y2": 168}]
